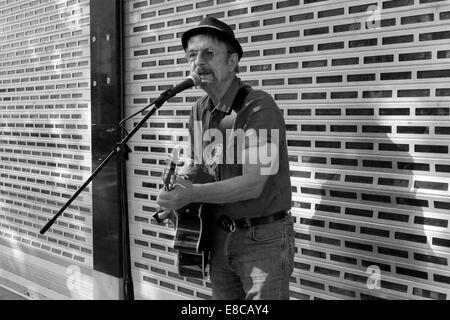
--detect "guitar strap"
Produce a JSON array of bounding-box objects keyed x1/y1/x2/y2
[
  {"x1": 209, "y1": 85, "x2": 252, "y2": 128},
  {"x1": 230, "y1": 85, "x2": 252, "y2": 114}
]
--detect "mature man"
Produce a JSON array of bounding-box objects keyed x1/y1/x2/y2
[{"x1": 157, "y1": 17, "x2": 294, "y2": 300}]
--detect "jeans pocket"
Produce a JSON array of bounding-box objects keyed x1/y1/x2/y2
[{"x1": 251, "y1": 220, "x2": 283, "y2": 242}]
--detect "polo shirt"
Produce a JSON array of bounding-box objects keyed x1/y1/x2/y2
[{"x1": 187, "y1": 76, "x2": 291, "y2": 220}]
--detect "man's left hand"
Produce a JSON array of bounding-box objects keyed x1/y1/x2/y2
[{"x1": 156, "y1": 178, "x2": 195, "y2": 211}]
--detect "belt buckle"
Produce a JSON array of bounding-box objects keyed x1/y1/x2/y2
[{"x1": 219, "y1": 215, "x2": 236, "y2": 233}]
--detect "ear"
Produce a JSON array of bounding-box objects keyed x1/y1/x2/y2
[{"x1": 228, "y1": 53, "x2": 238, "y2": 73}]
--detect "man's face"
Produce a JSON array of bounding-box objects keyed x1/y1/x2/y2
[{"x1": 186, "y1": 34, "x2": 236, "y2": 93}]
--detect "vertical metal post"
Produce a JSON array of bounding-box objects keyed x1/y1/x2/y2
[{"x1": 90, "y1": 0, "x2": 133, "y2": 300}]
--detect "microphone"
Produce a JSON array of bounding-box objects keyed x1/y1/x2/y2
[{"x1": 155, "y1": 72, "x2": 201, "y2": 105}]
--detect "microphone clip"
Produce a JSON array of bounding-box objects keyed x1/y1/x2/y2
[{"x1": 115, "y1": 142, "x2": 132, "y2": 161}]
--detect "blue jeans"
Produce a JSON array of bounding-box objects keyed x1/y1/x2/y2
[{"x1": 209, "y1": 214, "x2": 295, "y2": 300}]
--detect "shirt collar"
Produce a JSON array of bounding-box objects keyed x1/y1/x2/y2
[{"x1": 208, "y1": 77, "x2": 241, "y2": 114}]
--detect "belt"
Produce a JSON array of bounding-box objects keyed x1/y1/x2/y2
[{"x1": 219, "y1": 210, "x2": 289, "y2": 233}]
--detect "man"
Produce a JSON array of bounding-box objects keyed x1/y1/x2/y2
[{"x1": 157, "y1": 17, "x2": 294, "y2": 300}]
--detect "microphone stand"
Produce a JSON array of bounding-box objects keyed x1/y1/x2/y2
[{"x1": 40, "y1": 88, "x2": 175, "y2": 300}]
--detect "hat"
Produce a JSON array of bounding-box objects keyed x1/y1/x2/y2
[{"x1": 181, "y1": 16, "x2": 243, "y2": 61}]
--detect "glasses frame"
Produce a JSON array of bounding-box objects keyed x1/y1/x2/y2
[{"x1": 185, "y1": 48, "x2": 234, "y2": 62}]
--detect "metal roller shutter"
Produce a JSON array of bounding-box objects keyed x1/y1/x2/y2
[
  {"x1": 124, "y1": 0, "x2": 450, "y2": 300},
  {"x1": 0, "y1": 0, "x2": 93, "y2": 299}
]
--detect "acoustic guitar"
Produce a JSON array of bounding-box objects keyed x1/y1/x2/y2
[{"x1": 153, "y1": 149, "x2": 210, "y2": 279}]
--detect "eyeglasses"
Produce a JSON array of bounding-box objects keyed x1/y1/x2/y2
[{"x1": 185, "y1": 48, "x2": 233, "y2": 62}]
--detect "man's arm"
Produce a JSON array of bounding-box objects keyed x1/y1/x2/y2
[
  {"x1": 194, "y1": 147, "x2": 268, "y2": 201},
  {"x1": 156, "y1": 140, "x2": 279, "y2": 210}
]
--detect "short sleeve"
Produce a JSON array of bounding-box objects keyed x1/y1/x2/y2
[{"x1": 242, "y1": 91, "x2": 285, "y2": 147}]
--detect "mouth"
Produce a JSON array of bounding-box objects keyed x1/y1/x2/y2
[
  {"x1": 195, "y1": 69, "x2": 215, "y2": 85},
  {"x1": 196, "y1": 68, "x2": 212, "y2": 76},
  {"x1": 198, "y1": 73, "x2": 214, "y2": 84}
]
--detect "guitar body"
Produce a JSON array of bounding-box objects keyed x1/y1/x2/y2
[{"x1": 174, "y1": 202, "x2": 211, "y2": 278}]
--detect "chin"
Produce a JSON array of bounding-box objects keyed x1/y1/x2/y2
[{"x1": 200, "y1": 80, "x2": 217, "y2": 89}]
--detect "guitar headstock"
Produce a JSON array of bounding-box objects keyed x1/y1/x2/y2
[{"x1": 163, "y1": 148, "x2": 182, "y2": 191}]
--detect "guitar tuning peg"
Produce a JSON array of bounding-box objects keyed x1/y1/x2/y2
[{"x1": 169, "y1": 175, "x2": 177, "y2": 189}]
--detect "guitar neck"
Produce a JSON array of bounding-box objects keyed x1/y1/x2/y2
[{"x1": 163, "y1": 161, "x2": 177, "y2": 190}]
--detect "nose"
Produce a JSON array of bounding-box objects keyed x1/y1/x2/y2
[
  {"x1": 194, "y1": 52, "x2": 206, "y2": 65},
  {"x1": 192, "y1": 55, "x2": 207, "y2": 73}
]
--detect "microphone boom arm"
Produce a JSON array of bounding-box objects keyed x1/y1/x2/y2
[{"x1": 40, "y1": 95, "x2": 169, "y2": 235}]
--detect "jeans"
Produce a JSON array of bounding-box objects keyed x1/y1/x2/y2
[{"x1": 209, "y1": 214, "x2": 295, "y2": 300}]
